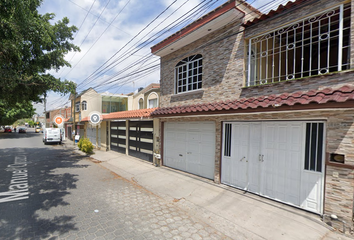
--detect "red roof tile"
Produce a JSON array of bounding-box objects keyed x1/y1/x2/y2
[
  {"x1": 243, "y1": 0, "x2": 307, "y2": 28},
  {"x1": 103, "y1": 108, "x2": 158, "y2": 120},
  {"x1": 151, "y1": 85, "x2": 354, "y2": 116}
]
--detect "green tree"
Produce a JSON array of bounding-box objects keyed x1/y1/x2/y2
[
  {"x1": 0, "y1": 100, "x2": 35, "y2": 125},
  {"x1": 0, "y1": 0, "x2": 80, "y2": 123}
]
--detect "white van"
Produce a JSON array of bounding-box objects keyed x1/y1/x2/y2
[{"x1": 43, "y1": 128, "x2": 62, "y2": 144}]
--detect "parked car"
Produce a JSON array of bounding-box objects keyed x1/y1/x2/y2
[
  {"x1": 4, "y1": 127, "x2": 12, "y2": 133},
  {"x1": 35, "y1": 127, "x2": 41, "y2": 133},
  {"x1": 18, "y1": 127, "x2": 26, "y2": 133},
  {"x1": 43, "y1": 128, "x2": 62, "y2": 144}
]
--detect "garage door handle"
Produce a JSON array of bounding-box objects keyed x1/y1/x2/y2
[
  {"x1": 240, "y1": 156, "x2": 245, "y2": 161},
  {"x1": 179, "y1": 154, "x2": 183, "y2": 157},
  {"x1": 259, "y1": 154, "x2": 264, "y2": 162}
]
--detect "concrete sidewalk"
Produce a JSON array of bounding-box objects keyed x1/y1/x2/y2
[{"x1": 63, "y1": 141, "x2": 353, "y2": 240}]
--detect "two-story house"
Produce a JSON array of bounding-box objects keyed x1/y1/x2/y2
[
  {"x1": 69, "y1": 88, "x2": 129, "y2": 150},
  {"x1": 104, "y1": 83, "x2": 160, "y2": 163},
  {"x1": 151, "y1": 0, "x2": 354, "y2": 230}
]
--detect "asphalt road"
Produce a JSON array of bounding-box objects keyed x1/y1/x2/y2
[{"x1": 0, "y1": 128, "x2": 231, "y2": 240}]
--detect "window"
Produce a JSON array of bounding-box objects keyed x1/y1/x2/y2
[
  {"x1": 246, "y1": 4, "x2": 351, "y2": 86},
  {"x1": 175, "y1": 54, "x2": 203, "y2": 94},
  {"x1": 223, "y1": 123, "x2": 232, "y2": 157},
  {"x1": 102, "y1": 97, "x2": 127, "y2": 113},
  {"x1": 148, "y1": 99, "x2": 158, "y2": 108},
  {"x1": 82, "y1": 101, "x2": 87, "y2": 111},
  {"x1": 138, "y1": 98, "x2": 144, "y2": 109},
  {"x1": 304, "y1": 123, "x2": 324, "y2": 172},
  {"x1": 75, "y1": 102, "x2": 80, "y2": 112},
  {"x1": 147, "y1": 92, "x2": 158, "y2": 108}
]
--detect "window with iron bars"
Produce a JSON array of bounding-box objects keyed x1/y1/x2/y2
[{"x1": 246, "y1": 4, "x2": 351, "y2": 87}]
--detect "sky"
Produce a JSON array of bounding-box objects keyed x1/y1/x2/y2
[{"x1": 33, "y1": 0, "x2": 293, "y2": 115}]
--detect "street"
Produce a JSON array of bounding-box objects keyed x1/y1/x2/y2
[{"x1": 0, "y1": 128, "x2": 231, "y2": 240}]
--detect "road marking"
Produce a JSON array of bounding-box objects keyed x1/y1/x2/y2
[{"x1": 0, "y1": 155, "x2": 29, "y2": 203}]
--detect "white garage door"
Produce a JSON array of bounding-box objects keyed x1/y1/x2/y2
[
  {"x1": 87, "y1": 126, "x2": 101, "y2": 148},
  {"x1": 221, "y1": 121, "x2": 324, "y2": 214},
  {"x1": 164, "y1": 121, "x2": 215, "y2": 179}
]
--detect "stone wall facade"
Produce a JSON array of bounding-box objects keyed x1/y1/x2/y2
[{"x1": 160, "y1": 0, "x2": 354, "y2": 109}]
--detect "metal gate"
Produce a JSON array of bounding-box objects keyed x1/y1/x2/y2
[
  {"x1": 110, "y1": 121, "x2": 126, "y2": 154},
  {"x1": 129, "y1": 121, "x2": 153, "y2": 162}
]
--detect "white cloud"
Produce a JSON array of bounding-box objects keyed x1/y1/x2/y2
[{"x1": 35, "y1": 0, "x2": 289, "y2": 113}]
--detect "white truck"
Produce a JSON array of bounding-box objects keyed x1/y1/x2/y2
[{"x1": 43, "y1": 128, "x2": 62, "y2": 144}]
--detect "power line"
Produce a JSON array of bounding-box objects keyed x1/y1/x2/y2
[{"x1": 45, "y1": 0, "x2": 291, "y2": 111}]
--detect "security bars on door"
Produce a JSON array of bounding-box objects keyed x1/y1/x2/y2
[
  {"x1": 246, "y1": 4, "x2": 351, "y2": 87},
  {"x1": 223, "y1": 123, "x2": 232, "y2": 157},
  {"x1": 304, "y1": 123, "x2": 324, "y2": 173}
]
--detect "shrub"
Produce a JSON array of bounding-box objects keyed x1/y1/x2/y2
[
  {"x1": 80, "y1": 138, "x2": 94, "y2": 154},
  {"x1": 77, "y1": 138, "x2": 84, "y2": 150}
]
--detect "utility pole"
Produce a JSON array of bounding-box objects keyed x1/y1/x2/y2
[
  {"x1": 44, "y1": 92, "x2": 47, "y2": 128},
  {"x1": 73, "y1": 90, "x2": 76, "y2": 145}
]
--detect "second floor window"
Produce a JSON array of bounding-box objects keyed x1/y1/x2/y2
[
  {"x1": 82, "y1": 101, "x2": 87, "y2": 111},
  {"x1": 75, "y1": 102, "x2": 80, "y2": 112},
  {"x1": 175, "y1": 54, "x2": 203, "y2": 94},
  {"x1": 148, "y1": 99, "x2": 158, "y2": 108},
  {"x1": 246, "y1": 3, "x2": 351, "y2": 87},
  {"x1": 138, "y1": 98, "x2": 144, "y2": 109}
]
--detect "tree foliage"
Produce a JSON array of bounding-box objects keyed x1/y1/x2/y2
[
  {"x1": 0, "y1": 0, "x2": 80, "y2": 123},
  {"x1": 0, "y1": 100, "x2": 35, "y2": 125}
]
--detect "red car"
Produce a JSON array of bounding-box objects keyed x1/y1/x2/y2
[{"x1": 4, "y1": 127, "x2": 12, "y2": 133}]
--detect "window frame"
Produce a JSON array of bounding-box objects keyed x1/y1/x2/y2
[
  {"x1": 304, "y1": 122, "x2": 325, "y2": 173},
  {"x1": 147, "y1": 92, "x2": 158, "y2": 108},
  {"x1": 175, "y1": 54, "x2": 203, "y2": 94},
  {"x1": 75, "y1": 102, "x2": 80, "y2": 112},
  {"x1": 81, "y1": 101, "x2": 87, "y2": 111},
  {"x1": 138, "y1": 98, "x2": 144, "y2": 109},
  {"x1": 246, "y1": 3, "x2": 351, "y2": 87}
]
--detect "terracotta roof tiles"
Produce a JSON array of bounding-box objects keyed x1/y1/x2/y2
[
  {"x1": 151, "y1": 85, "x2": 354, "y2": 116},
  {"x1": 243, "y1": 0, "x2": 307, "y2": 28},
  {"x1": 80, "y1": 108, "x2": 158, "y2": 122}
]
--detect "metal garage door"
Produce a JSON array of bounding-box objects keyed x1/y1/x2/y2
[
  {"x1": 221, "y1": 121, "x2": 324, "y2": 214},
  {"x1": 87, "y1": 125, "x2": 100, "y2": 148},
  {"x1": 128, "y1": 121, "x2": 153, "y2": 162},
  {"x1": 164, "y1": 121, "x2": 215, "y2": 179},
  {"x1": 110, "y1": 121, "x2": 126, "y2": 154}
]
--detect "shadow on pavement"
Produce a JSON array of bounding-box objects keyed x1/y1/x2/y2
[
  {"x1": 0, "y1": 147, "x2": 89, "y2": 239},
  {"x1": 0, "y1": 132, "x2": 42, "y2": 140}
]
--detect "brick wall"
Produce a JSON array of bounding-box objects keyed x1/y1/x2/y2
[
  {"x1": 159, "y1": 0, "x2": 353, "y2": 109},
  {"x1": 159, "y1": 21, "x2": 245, "y2": 107}
]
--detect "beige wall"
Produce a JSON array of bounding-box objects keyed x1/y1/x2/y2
[
  {"x1": 131, "y1": 89, "x2": 161, "y2": 110},
  {"x1": 81, "y1": 89, "x2": 101, "y2": 119}
]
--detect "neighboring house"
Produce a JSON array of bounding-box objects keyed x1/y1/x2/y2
[
  {"x1": 100, "y1": 84, "x2": 160, "y2": 163},
  {"x1": 69, "y1": 88, "x2": 129, "y2": 150},
  {"x1": 151, "y1": 0, "x2": 354, "y2": 230},
  {"x1": 127, "y1": 83, "x2": 160, "y2": 110},
  {"x1": 44, "y1": 106, "x2": 71, "y2": 139},
  {"x1": 103, "y1": 108, "x2": 158, "y2": 163},
  {"x1": 45, "y1": 107, "x2": 71, "y2": 127}
]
